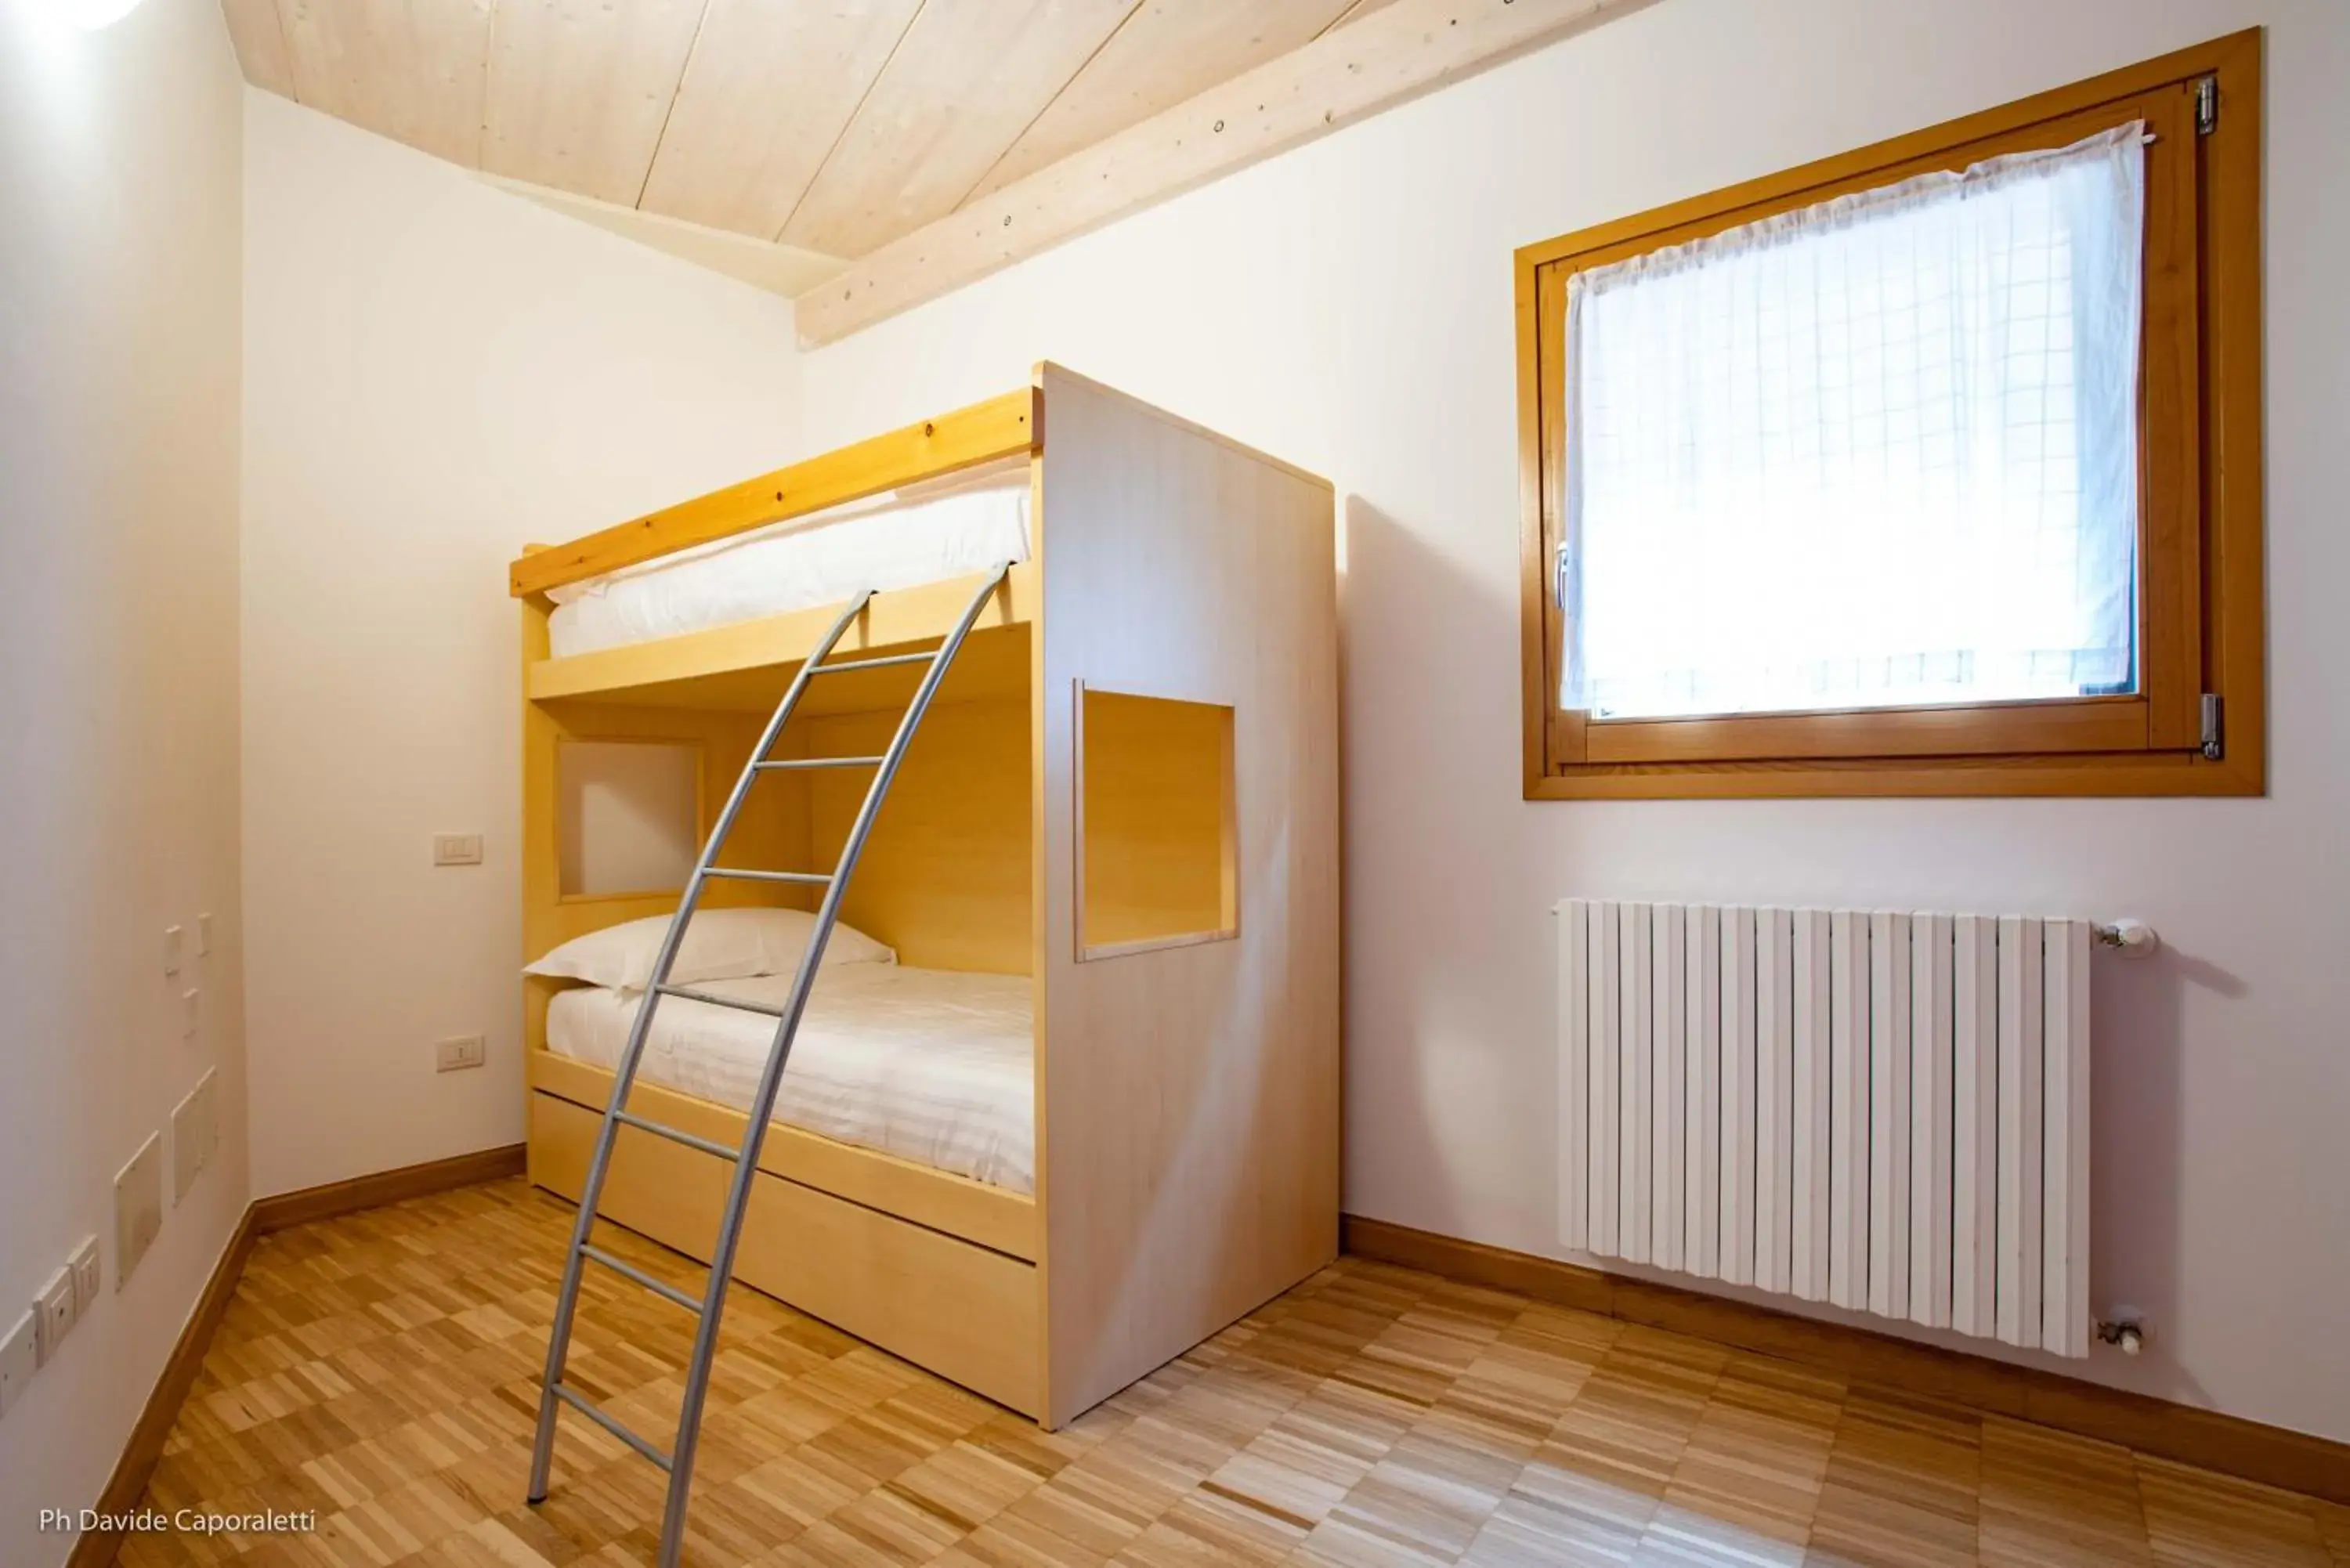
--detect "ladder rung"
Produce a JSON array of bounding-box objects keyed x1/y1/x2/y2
[
  {"x1": 579, "y1": 1244, "x2": 704, "y2": 1315},
  {"x1": 654, "y1": 983, "x2": 788, "y2": 1018},
  {"x1": 754, "y1": 756, "x2": 884, "y2": 771},
  {"x1": 614, "y1": 1111, "x2": 742, "y2": 1162},
  {"x1": 811, "y1": 651, "x2": 934, "y2": 674},
  {"x1": 702, "y1": 867, "x2": 830, "y2": 885},
  {"x1": 551, "y1": 1382, "x2": 674, "y2": 1471}
]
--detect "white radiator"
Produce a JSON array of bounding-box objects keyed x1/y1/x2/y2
[{"x1": 1556, "y1": 901, "x2": 2092, "y2": 1357}]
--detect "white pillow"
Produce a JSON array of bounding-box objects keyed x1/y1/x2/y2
[{"x1": 524, "y1": 907, "x2": 895, "y2": 992}]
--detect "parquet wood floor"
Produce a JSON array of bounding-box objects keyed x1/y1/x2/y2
[{"x1": 122, "y1": 1180, "x2": 2350, "y2": 1567}]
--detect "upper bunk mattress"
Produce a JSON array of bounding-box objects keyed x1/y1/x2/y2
[
  {"x1": 545, "y1": 468, "x2": 1031, "y2": 659},
  {"x1": 544, "y1": 963, "x2": 1034, "y2": 1194}
]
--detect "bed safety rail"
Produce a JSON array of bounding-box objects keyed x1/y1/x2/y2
[{"x1": 524, "y1": 563, "x2": 1014, "y2": 1567}]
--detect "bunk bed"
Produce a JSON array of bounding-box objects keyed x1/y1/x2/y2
[{"x1": 514, "y1": 364, "x2": 1340, "y2": 1431}]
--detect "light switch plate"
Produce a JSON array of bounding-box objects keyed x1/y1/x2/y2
[
  {"x1": 180, "y1": 988, "x2": 200, "y2": 1041},
  {"x1": 33, "y1": 1270, "x2": 74, "y2": 1366},
  {"x1": 68, "y1": 1237, "x2": 99, "y2": 1317},
  {"x1": 115, "y1": 1133, "x2": 164, "y2": 1289},
  {"x1": 435, "y1": 1034, "x2": 486, "y2": 1073},
  {"x1": 171, "y1": 1085, "x2": 204, "y2": 1202},
  {"x1": 196, "y1": 912, "x2": 214, "y2": 956},
  {"x1": 163, "y1": 924, "x2": 184, "y2": 976},
  {"x1": 0, "y1": 1310, "x2": 34, "y2": 1419},
  {"x1": 432, "y1": 833, "x2": 483, "y2": 867}
]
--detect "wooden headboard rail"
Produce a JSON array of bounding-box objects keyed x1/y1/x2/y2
[{"x1": 508, "y1": 386, "x2": 1042, "y2": 599}]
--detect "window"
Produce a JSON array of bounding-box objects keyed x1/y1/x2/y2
[{"x1": 1517, "y1": 33, "x2": 2263, "y2": 798}]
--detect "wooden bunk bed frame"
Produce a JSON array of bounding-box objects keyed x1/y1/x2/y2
[{"x1": 514, "y1": 364, "x2": 1340, "y2": 1428}]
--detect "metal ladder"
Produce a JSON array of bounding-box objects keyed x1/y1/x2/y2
[{"x1": 525, "y1": 563, "x2": 1011, "y2": 1566}]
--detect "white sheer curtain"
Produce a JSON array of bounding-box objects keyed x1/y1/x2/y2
[{"x1": 1562, "y1": 124, "x2": 2145, "y2": 720}]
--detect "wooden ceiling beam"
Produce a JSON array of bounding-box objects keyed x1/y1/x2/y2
[{"x1": 793, "y1": 0, "x2": 1644, "y2": 348}]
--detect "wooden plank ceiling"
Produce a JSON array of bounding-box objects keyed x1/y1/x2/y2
[{"x1": 222, "y1": 0, "x2": 1389, "y2": 264}]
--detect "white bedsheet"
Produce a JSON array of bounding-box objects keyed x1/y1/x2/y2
[
  {"x1": 544, "y1": 964, "x2": 1035, "y2": 1194},
  {"x1": 546, "y1": 471, "x2": 1030, "y2": 659}
]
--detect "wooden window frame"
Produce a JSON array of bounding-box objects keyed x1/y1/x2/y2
[{"x1": 1517, "y1": 31, "x2": 2265, "y2": 800}]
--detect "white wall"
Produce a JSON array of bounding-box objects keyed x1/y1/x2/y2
[
  {"x1": 0, "y1": 0, "x2": 249, "y2": 1559},
  {"x1": 239, "y1": 92, "x2": 804, "y2": 1196},
  {"x1": 789, "y1": 0, "x2": 2350, "y2": 1441}
]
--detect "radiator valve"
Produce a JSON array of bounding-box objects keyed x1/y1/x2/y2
[{"x1": 2095, "y1": 1317, "x2": 2146, "y2": 1356}]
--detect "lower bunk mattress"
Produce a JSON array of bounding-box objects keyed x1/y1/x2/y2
[{"x1": 544, "y1": 963, "x2": 1034, "y2": 1196}]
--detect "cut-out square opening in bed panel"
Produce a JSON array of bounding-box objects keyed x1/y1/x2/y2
[
  {"x1": 1077, "y1": 686, "x2": 1237, "y2": 961},
  {"x1": 559, "y1": 739, "x2": 703, "y2": 898}
]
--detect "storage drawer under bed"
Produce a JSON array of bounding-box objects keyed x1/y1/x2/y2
[{"x1": 528, "y1": 1090, "x2": 1041, "y2": 1416}]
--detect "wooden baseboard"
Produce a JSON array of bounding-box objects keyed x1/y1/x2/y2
[
  {"x1": 67, "y1": 1210, "x2": 257, "y2": 1568},
  {"x1": 250, "y1": 1143, "x2": 527, "y2": 1236},
  {"x1": 70, "y1": 1144, "x2": 528, "y2": 1568},
  {"x1": 1342, "y1": 1214, "x2": 2350, "y2": 1507}
]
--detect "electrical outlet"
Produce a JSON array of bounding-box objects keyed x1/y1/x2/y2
[
  {"x1": 0, "y1": 1310, "x2": 34, "y2": 1420},
  {"x1": 196, "y1": 912, "x2": 214, "y2": 956},
  {"x1": 163, "y1": 924, "x2": 184, "y2": 976},
  {"x1": 193, "y1": 1067, "x2": 220, "y2": 1171},
  {"x1": 33, "y1": 1270, "x2": 74, "y2": 1366},
  {"x1": 432, "y1": 833, "x2": 483, "y2": 867},
  {"x1": 114, "y1": 1133, "x2": 164, "y2": 1289},
  {"x1": 172, "y1": 1084, "x2": 204, "y2": 1202},
  {"x1": 69, "y1": 1237, "x2": 99, "y2": 1317},
  {"x1": 181, "y1": 988, "x2": 200, "y2": 1041},
  {"x1": 435, "y1": 1034, "x2": 486, "y2": 1073}
]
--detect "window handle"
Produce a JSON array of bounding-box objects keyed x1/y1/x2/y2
[{"x1": 1553, "y1": 543, "x2": 1571, "y2": 609}]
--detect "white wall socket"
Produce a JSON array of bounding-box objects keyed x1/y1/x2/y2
[
  {"x1": 0, "y1": 1310, "x2": 34, "y2": 1419},
  {"x1": 172, "y1": 1084, "x2": 204, "y2": 1203},
  {"x1": 435, "y1": 1034, "x2": 486, "y2": 1073},
  {"x1": 69, "y1": 1237, "x2": 99, "y2": 1316},
  {"x1": 194, "y1": 1066, "x2": 221, "y2": 1168},
  {"x1": 115, "y1": 1133, "x2": 164, "y2": 1289},
  {"x1": 33, "y1": 1270, "x2": 74, "y2": 1366},
  {"x1": 432, "y1": 833, "x2": 484, "y2": 867},
  {"x1": 170, "y1": 1071, "x2": 222, "y2": 1201}
]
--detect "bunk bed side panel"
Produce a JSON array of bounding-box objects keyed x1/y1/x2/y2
[{"x1": 1033, "y1": 367, "x2": 1342, "y2": 1427}]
